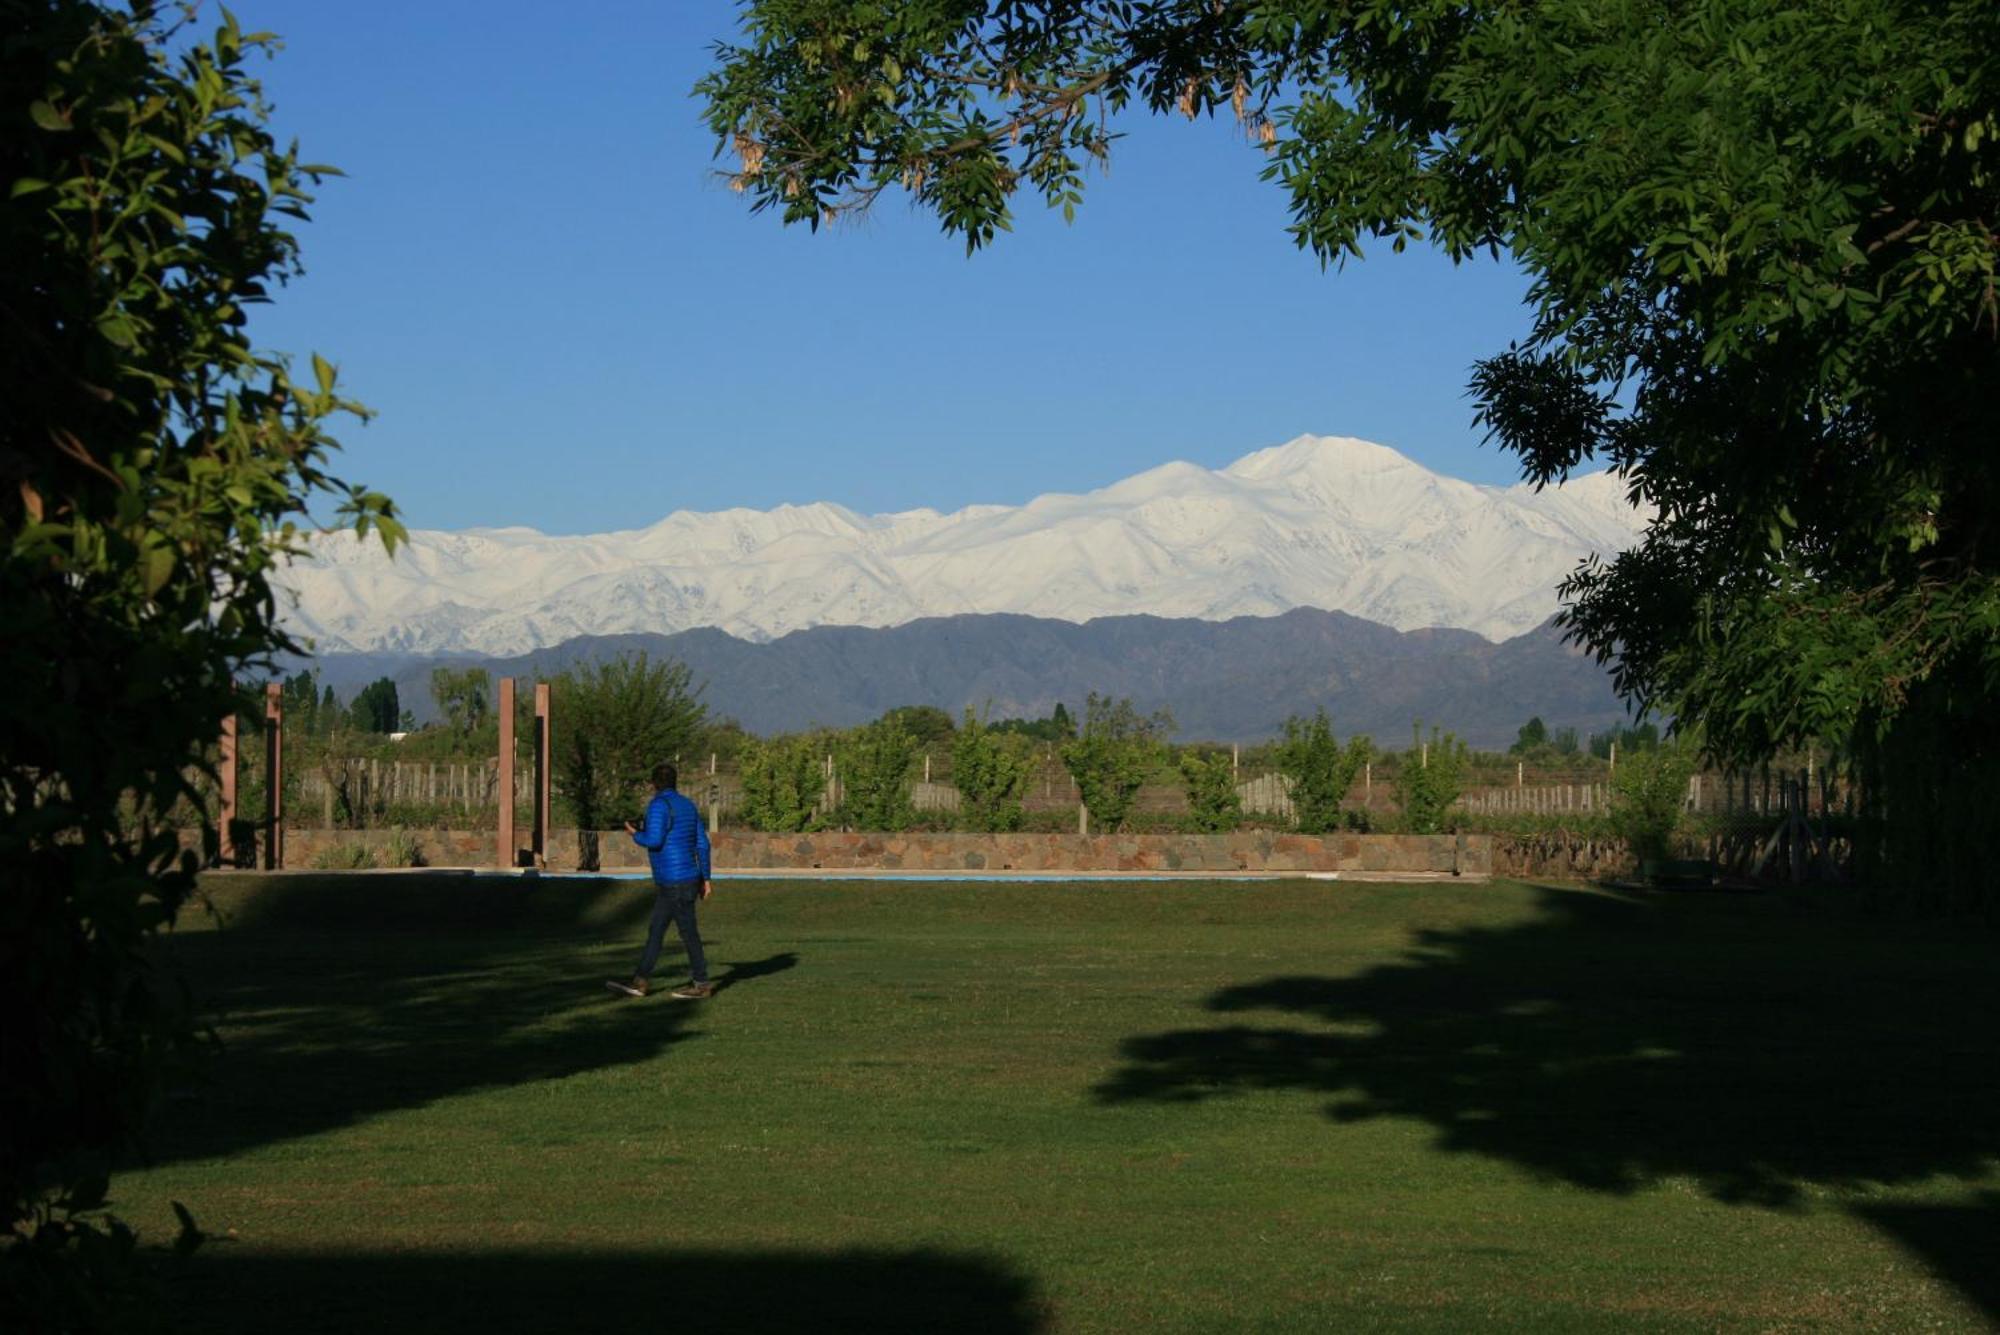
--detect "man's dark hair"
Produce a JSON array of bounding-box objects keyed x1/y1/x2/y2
[{"x1": 653, "y1": 762, "x2": 678, "y2": 791}]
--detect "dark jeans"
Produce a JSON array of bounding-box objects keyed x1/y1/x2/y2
[{"x1": 635, "y1": 880, "x2": 708, "y2": 983}]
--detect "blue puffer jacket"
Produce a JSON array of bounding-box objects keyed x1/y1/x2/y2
[{"x1": 632, "y1": 788, "x2": 710, "y2": 885}]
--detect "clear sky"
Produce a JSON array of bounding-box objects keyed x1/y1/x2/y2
[{"x1": 225, "y1": 1, "x2": 1540, "y2": 534}]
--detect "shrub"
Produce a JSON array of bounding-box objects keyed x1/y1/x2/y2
[
  {"x1": 951, "y1": 710, "x2": 1035, "y2": 832},
  {"x1": 311, "y1": 843, "x2": 378, "y2": 871},
  {"x1": 381, "y1": 829, "x2": 425, "y2": 869},
  {"x1": 1610, "y1": 741, "x2": 1699, "y2": 864},
  {"x1": 1178, "y1": 751, "x2": 1242, "y2": 832},
  {"x1": 835, "y1": 718, "x2": 917, "y2": 832},
  {"x1": 1273, "y1": 711, "x2": 1372, "y2": 834},
  {"x1": 1394, "y1": 724, "x2": 1469, "y2": 834},
  {"x1": 1059, "y1": 694, "x2": 1173, "y2": 834},
  {"x1": 738, "y1": 734, "x2": 827, "y2": 833}
]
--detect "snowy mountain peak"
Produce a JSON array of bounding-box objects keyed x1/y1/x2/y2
[
  {"x1": 282, "y1": 433, "x2": 1647, "y2": 657},
  {"x1": 1223, "y1": 433, "x2": 1421, "y2": 481}
]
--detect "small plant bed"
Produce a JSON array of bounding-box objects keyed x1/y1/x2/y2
[{"x1": 118, "y1": 874, "x2": 2000, "y2": 1331}]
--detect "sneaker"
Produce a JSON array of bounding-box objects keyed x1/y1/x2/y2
[
  {"x1": 604, "y1": 977, "x2": 648, "y2": 998},
  {"x1": 669, "y1": 981, "x2": 714, "y2": 1000}
]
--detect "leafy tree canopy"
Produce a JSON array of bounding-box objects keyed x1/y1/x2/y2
[
  {"x1": 1060, "y1": 692, "x2": 1173, "y2": 832},
  {"x1": 429, "y1": 667, "x2": 490, "y2": 738},
  {"x1": 349, "y1": 677, "x2": 400, "y2": 735},
  {"x1": 951, "y1": 707, "x2": 1036, "y2": 831},
  {"x1": 1274, "y1": 709, "x2": 1371, "y2": 834},
  {"x1": 3, "y1": 0, "x2": 398, "y2": 1315},
  {"x1": 877, "y1": 703, "x2": 956, "y2": 751},
  {"x1": 553, "y1": 654, "x2": 707, "y2": 831},
  {"x1": 701, "y1": 0, "x2": 2000, "y2": 899},
  {"x1": 1395, "y1": 724, "x2": 1469, "y2": 835},
  {"x1": 836, "y1": 715, "x2": 918, "y2": 830}
]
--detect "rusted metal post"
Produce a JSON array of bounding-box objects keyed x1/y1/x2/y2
[
  {"x1": 532, "y1": 681, "x2": 552, "y2": 868},
  {"x1": 218, "y1": 710, "x2": 238, "y2": 866},
  {"x1": 263, "y1": 682, "x2": 283, "y2": 870},
  {"x1": 497, "y1": 677, "x2": 516, "y2": 868}
]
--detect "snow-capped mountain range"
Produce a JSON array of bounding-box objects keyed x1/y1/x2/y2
[{"x1": 284, "y1": 434, "x2": 1646, "y2": 657}]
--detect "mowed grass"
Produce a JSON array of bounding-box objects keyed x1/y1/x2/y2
[{"x1": 115, "y1": 874, "x2": 1999, "y2": 1332}]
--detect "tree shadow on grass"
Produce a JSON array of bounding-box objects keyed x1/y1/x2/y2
[
  {"x1": 172, "y1": 1247, "x2": 1044, "y2": 1334},
  {"x1": 1097, "y1": 884, "x2": 2000, "y2": 1209},
  {"x1": 144, "y1": 875, "x2": 799, "y2": 1166},
  {"x1": 1854, "y1": 1193, "x2": 2000, "y2": 1323}
]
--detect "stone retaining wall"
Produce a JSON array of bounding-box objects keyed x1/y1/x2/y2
[
  {"x1": 204, "y1": 825, "x2": 1662, "y2": 882},
  {"x1": 1489, "y1": 834, "x2": 1638, "y2": 882},
  {"x1": 245, "y1": 827, "x2": 1493, "y2": 877}
]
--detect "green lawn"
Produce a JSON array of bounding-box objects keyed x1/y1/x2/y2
[{"x1": 117, "y1": 874, "x2": 1999, "y2": 1332}]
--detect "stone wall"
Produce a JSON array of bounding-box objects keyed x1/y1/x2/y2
[
  {"x1": 1490, "y1": 833, "x2": 1635, "y2": 882},
  {"x1": 246, "y1": 826, "x2": 1492, "y2": 878}
]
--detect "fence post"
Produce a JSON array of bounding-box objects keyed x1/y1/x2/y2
[
  {"x1": 497, "y1": 677, "x2": 516, "y2": 868},
  {"x1": 533, "y1": 681, "x2": 552, "y2": 868},
  {"x1": 262, "y1": 682, "x2": 283, "y2": 870}
]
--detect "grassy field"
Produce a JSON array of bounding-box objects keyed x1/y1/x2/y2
[{"x1": 113, "y1": 873, "x2": 1998, "y2": 1332}]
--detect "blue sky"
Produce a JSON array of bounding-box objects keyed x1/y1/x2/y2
[{"x1": 228, "y1": 1, "x2": 1539, "y2": 534}]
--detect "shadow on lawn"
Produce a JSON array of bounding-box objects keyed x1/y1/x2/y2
[
  {"x1": 1855, "y1": 1192, "x2": 2000, "y2": 1322},
  {"x1": 172, "y1": 1247, "x2": 1043, "y2": 1334},
  {"x1": 145, "y1": 875, "x2": 798, "y2": 1166},
  {"x1": 1098, "y1": 884, "x2": 2000, "y2": 1209}
]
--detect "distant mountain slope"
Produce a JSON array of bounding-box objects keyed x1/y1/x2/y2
[
  {"x1": 285, "y1": 434, "x2": 1644, "y2": 656},
  {"x1": 309, "y1": 608, "x2": 1630, "y2": 749}
]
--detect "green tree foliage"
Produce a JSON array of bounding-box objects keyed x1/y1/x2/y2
[
  {"x1": 428, "y1": 667, "x2": 490, "y2": 738},
  {"x1": 951, "y1": 708, "x2": 1035, "y2": 832},
  {"x1": 2, "y1": 2, "x2": 399, "y2": 1319},
  {"x1": 281, "y1": 670, "x2": 324, "y2": 738},
  {"x1": 701, "y1": 1, "x2": 2000, "y2": 904},
  {"x1": 1589, "y1": 722, "x2": 1661, "y2": 761},
  {"x1": 1395, "y1": 725, "x2": 1469, "y2": 836},
  {"x1": 1510, "y1": 717, "x2": 1549, "y2": 757},
  {"x1": 989, "y1": 703, "x2": 1076, "y2": 743},
  {"x1": 1178, "y1": 750, "x2": 1243, "y2": 833},
  {"x1": 698, "y1": 716, "x2": 751, "y2": 768},
  {"x1": 348, "y1": 677, "x2": 400, "y2": 735},
  {"x1": 835, "y1": 716, "x2": 917, "y2": 831},
  {"x1": 1610, "y1": 742, "x2": 1700, "y2": 866},
  {"x1": 877, "y1": 704, "x2": 955, "y2": 752},
  {"x1": 553, "y1": 655, "x2": 707, "y2": 832},
  {"x1": 738, "y1": 733, "x2": 827, "y2": 833},
  {"x1": 1059, "y1": 693, "x2": 1172, "y2": 833},
  {"x1": 1274, "y1": 710, "x2": 1371, "y2": 834}
]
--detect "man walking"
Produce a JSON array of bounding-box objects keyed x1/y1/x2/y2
[{"x1": 606, "y1": 762, "x2": 713, "y2": 1000}]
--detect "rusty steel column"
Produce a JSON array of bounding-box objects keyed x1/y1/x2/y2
[
  {"x1": 497, "y1": 677, "x2": 516, "y2": 868},
  {"x1": 263, "y1": 681, "x2": 283, "y2": 870},
  {"x1": 218, "y1": 710, "x2": 238, "y2": 866},
  {"x1": 532, "y1": 681, "x2": 551, "y2": 869}
]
